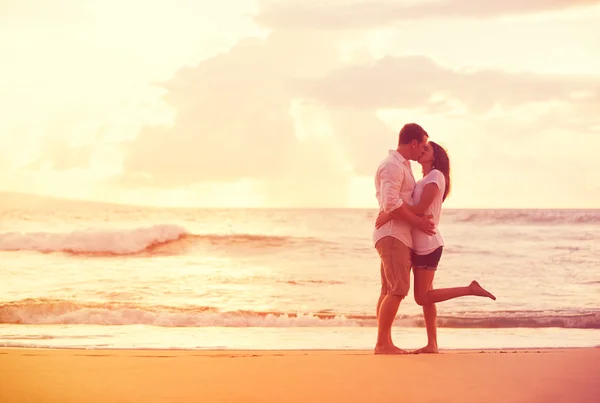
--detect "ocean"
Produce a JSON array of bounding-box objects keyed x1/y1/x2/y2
[{"x1": 1, "y1": 203, "x2": 599, "y2": 350}]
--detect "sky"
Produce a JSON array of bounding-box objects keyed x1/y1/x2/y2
[{"x1": 1, "y1": 0, "x2": 599, "y2": 209}]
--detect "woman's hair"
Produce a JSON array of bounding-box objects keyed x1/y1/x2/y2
[{"x1": 429, "y1": 141, "x2": 451, "y2": 202}]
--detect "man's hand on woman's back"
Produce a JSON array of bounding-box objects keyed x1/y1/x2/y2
[{"x1": 375, "y1": 208, "x2": 436, "y2": 236}]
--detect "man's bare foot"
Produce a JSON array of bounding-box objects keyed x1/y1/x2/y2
[
  {"x1": 374, "y1": 344, "x2": 409, "y2": 355},
  {"x1": 470, "y1": 280, "x2": 496, "y2": 300},
  {"x1": 413, "y1": 344, "x2": 439, "y2": 354}
]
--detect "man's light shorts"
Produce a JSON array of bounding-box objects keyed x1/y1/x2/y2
[{"x1": 375, "y1": 236, "x2": 412, "y2": 297}]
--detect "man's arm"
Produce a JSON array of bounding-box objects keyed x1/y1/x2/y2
[
  {"x1": 396, "y1": 183, "x2": 439, "y2": 216},
  {"x1": 392, "y1": 203, "x2": 436, "y2": 234},
  {"x1": 376, "y1": 164, "x2": 435, "y2": 234},
  {"x1": 378, "y1": 164, "x2": 405, "y2": 214},
  {"x1": 375, "y1": 204, "x2": 435, "y2": 234}
]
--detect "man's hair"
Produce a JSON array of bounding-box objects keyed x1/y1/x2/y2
[{"x1": 398, "y1": 123, "x2": 428, "y2": 145}]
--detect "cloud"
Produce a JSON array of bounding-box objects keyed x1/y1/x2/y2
[
  {"x1": 295, "y1": 54, "x2": 600, "y2": 185},
  {"x1": 122, "y1": 34, "x2": 600, "y2": 200},
  {"x1": 8, "y1": 0, "x2": 593, "y2": 207},
  {"x1": 29, "y1": 143, "x2": 94, "y2": 171},
  {"x1": 0, "y1": 0, "x2": 263, "y2": 177},
  {"x1": 256, "y1": 0, "x2": 600, "y2": 30},
  {"x1": 318, "y1": 108, "x2": 397, "y2": 177},
  {"x1": 0, "y1": 0, "x2": 91, "y2": 24},
  {"x1": 302, "y1": 55, "x2": 600, "y2": 114},
  {"x1": 120, "y1": 30, "x2": 359, "y2": 206},
  {"x1": 124, "y1": 36, "x2": 310, "y2": 183}
]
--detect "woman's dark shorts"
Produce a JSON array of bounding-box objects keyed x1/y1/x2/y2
[{"x1": 411, "y1": 246, "x2": 443, "y2": 270}]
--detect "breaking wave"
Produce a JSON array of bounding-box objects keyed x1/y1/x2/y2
[
  {"x1": 2, "y1": 299, "x2": 598, "y2": 329},
  {"x1": 0, "y1": 226, "x2": 318, "y2": 256},
  {"x1": 448, "y1": 209, "x2": 600, "y2": 225}
]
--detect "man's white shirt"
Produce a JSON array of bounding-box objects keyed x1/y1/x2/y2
[{"x1": 373, "y1": 150, "x2": 416, "y2": 248}]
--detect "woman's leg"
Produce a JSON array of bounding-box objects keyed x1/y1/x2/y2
[
  {"x1": 413, "y1": 269, "x2": 496, "y2": 306},
  {"x1": 413, "y1": 267, "x2": 496, "y2": 353},
  {"x1": 413, "y1": 269, "x2": 439, "y2": 353},
  {"x1": 412, "y1": 248, "x2": 495, "y2": 305}
]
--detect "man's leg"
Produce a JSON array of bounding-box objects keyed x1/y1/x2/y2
[
  {"x1": 375, "y1": 294, "x2": 404, "y2": 354},
  {"x1": 374, "y1": 237, "x2": 411, "y2": 355},
  {"x1": 376, "y1": 261, "x2": 387, "y2": 319},
  {"x1": 376, "y1": 293, "x2": 385, "y2": 319},
  {"x1": 376, "y1": 263, "x2": 395, "y2": 346},
  {"x1": 376, "y1": 259, "x2": 400, "y2": 347}
]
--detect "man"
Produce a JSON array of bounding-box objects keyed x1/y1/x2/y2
[{"x1": 373, "y1": 123, "x2": 435, "y2": 355}]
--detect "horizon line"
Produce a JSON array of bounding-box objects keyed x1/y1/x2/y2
[{"x1": 0, "y1": 191, "x2": 597, "y2": 211}]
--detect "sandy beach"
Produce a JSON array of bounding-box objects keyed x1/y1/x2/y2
[{"x1": 2, "y1": 347, "x2": 599, "y2": 403}]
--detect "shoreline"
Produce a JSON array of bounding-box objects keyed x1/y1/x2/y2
[
  {"x1": 2, "y1": 325, "x2": 598, "y2": 352},
  {"x1": 2, "y1": 345, "x2": 599, "y2": 352}
]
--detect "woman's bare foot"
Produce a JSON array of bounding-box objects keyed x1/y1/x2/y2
[
  {"x1": 374, "y1": 344, "x2": 409, "y2": 355},
  {"x1": 470, "y1": 281, "x2": 496, "y2": 300},
  {"x1": 413, "y1": 344, "x2": 439, "y2": 354}
]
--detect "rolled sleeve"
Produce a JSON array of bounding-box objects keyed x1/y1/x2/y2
[{"x1": 379, "y1": 164, "x2": 405, "y2": 213}]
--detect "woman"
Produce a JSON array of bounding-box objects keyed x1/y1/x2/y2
[{"x1": 375, "y1": 141, "x2": 495, "y2": 354}]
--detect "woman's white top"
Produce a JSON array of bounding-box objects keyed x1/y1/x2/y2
[{"x1": 411, "y1": 169, "x2": 446, "y2": 255}]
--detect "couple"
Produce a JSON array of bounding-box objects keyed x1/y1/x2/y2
[{"x1": 373, "y1": 123, "x2": 495, "y2": 355}]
